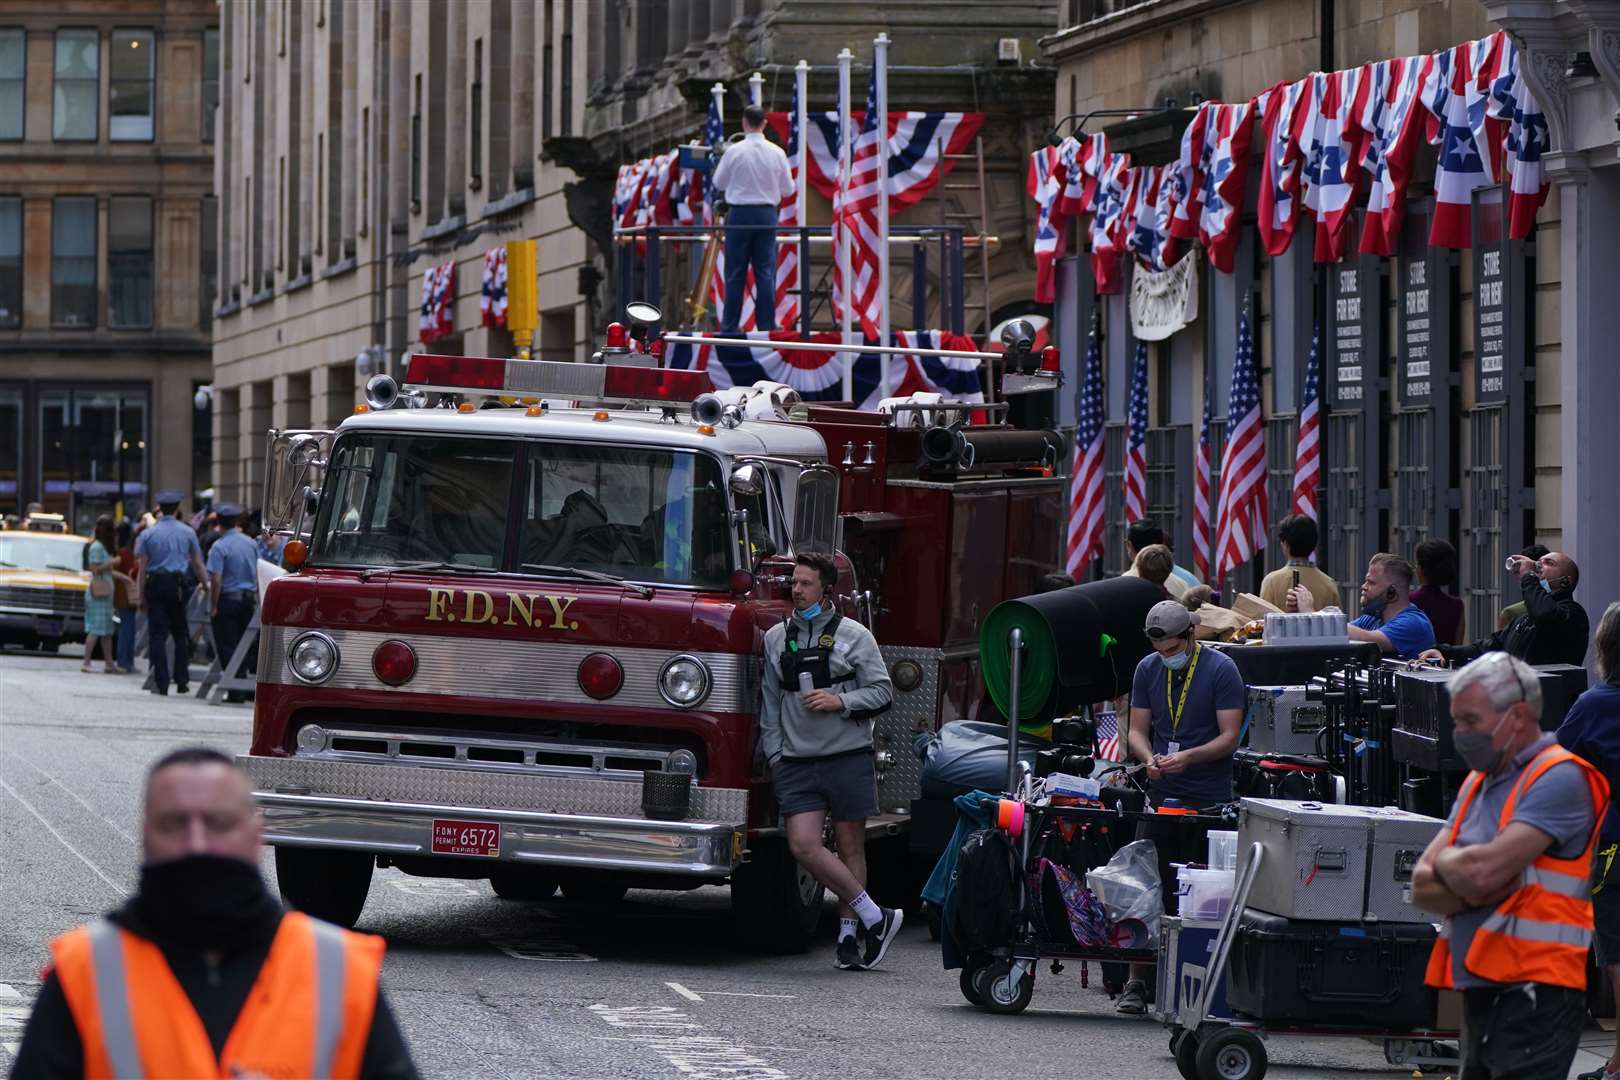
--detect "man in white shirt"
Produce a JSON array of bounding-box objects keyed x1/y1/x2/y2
[{"x1": 711, "y1": 104, "x2": 795, "y2": 334}]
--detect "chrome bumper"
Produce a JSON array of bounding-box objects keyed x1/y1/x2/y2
[{"x1": 241, "y1": 755, "x2": 747, "y2": 877}]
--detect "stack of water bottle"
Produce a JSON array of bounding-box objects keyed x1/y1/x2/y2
[{"x1": 1261, "y1": 611, "x2": 1348, "y2": 645}]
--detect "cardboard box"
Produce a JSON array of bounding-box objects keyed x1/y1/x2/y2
[{"x1": 1231, "y1": 592, "x2": 1283, "y2": 622}]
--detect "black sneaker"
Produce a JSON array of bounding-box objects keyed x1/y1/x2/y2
[
  {"x1": 859, "y1": 908, "x2": 904, "y2": 970},
  {"x1": 835, "y1": 935, "x2": 862, "y2": 971},
  {"x1": 176, "y1": 683, "x2": 189, "y2": 695},
  {"x1": 1115, "y1": 978, "x2": 1148, "y2": 1015}
]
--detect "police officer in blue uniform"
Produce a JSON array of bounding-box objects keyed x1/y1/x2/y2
[
  {"x1": 206, "y1": 503, "x2": 260, "y2": 702},
  {"x1": 134, "y1": 490, "x2": 207, "y2": 695}
]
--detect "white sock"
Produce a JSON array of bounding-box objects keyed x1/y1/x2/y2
[
  {"x1": 851, "y1": 891, "x2": 882, "y2": 928},
  {"x1": 838, "y1": 918, "x2": 857, "y2": 941}
]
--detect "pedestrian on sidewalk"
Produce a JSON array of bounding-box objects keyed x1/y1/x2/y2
[
  {"x1": 759, "y1": 552, "x2": 902, "y2": 970},
  {"x1": 1413, "y1": 652, "x2": 1608, "y2": 1080},
  {"x1": 134, "y1": 490, "x2": 207, "y2": 696},
  {"x1": 9, "y1": 746, "x2": 419, "y2": 1079},
  {"x1": 113, "y1": 519, "x2": 140, "y2": 673},
  {"x1": 80, "y1": 515, "x2": 129, "y2": 675}
]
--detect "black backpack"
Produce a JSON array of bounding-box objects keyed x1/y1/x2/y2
[{"x1": 951, "y1": 828, "x2": 1022, "y2": 953}]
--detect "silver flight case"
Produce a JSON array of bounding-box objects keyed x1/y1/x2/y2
[
  {"x1": 1245, "y1": 685, "x2": 1326, "y2": 756},
  {"x1": 1236, "y1": 798, "x2": 1445, "y2": 922}
]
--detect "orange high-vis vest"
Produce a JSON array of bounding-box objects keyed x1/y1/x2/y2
[
  {"x1": 1425, "y1": 744, "x2": 1609, "y2": 991},
  {"x1": 50, "y1": 910, "x2": 384, "y2": 1079}
]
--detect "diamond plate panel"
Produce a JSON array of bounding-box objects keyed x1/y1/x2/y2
[
  {"x1": 241, "y1": 755, "x2": 748, "y2": 823},
  {"x1": 874, "y1": 646, "x2": 946, "y2": 811},
  {"x1": 259, "y1": 626, "x2": 758, "y2": 712}
]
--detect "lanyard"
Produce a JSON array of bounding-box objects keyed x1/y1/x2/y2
[{"x1": 1164, "y1": 644, "x2": 1201, "y2": 735}]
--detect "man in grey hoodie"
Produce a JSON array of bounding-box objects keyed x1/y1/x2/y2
[{"x1": 760, "y1": 552, "x2": 901, "y2": 970}]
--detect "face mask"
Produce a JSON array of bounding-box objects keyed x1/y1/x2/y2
[
  {"x1": 1454, "y1": 711, "x2": 1510, "y2": 774},
  {"x1": 1539, "y1": 578, "x2": 1554, "y2": 594},
  {"x1": 796, "y1": 603, "x2": 822, "y2": 621},
  {"x1": 135, "y1": 854, "x2": 278, "y2": 947},
  {"x1": 1363, "y1": 586, "x2": 1396, "y2": 619},
  {"x1": 1162, "y1": 648, "x2": 1192, "y2": 671}
]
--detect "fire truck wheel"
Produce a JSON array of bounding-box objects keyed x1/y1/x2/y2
[
  {"x1": 558, "y1": 873, "x2": 631, "y2": 905},
  {"x1": 489, "y1": 867, "x2": 560, "y2": 901},
  {"x1": 730, "y1": 839, "x2": 825, "y2": 954},
  {"x1": 274, "y1": 847, "x2": 373, "y2": 929}
]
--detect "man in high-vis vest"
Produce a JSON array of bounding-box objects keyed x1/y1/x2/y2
[
  {"x1": 1412, "y1": 652, "x2": 1609, "y2": 1080},
  {"x1": 11, "y1": 747, "x2": 418, "y2": 1079}
]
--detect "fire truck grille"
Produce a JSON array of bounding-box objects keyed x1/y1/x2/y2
[
  {"x1": 292, "y1": 723, "x2": 691, "y2": 781},
  {"x1": 242, "y1": 754, "x2": 748, "y2": 824},
  {"x1": 0, "y1": 584, "x2": 85, "y2": 616}
]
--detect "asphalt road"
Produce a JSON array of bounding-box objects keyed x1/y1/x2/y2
[{"x1": 3, "y1": 646, "x2": 1615, "y2": 1079}]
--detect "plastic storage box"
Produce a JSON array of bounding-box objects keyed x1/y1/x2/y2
[
  {"x1": 1206, "y1": 830, "x2": 1238, "y2": 871},
  {"x1": 1177, "y1": 865, "x2": 1237, "y2": 922},
  {"x1": 1225, "y1": 908, "x2": 1438, "y2": 1028}
]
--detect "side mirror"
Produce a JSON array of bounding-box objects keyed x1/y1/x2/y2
[{"x1": 729, "y1": 463, "x2": 763, "y2": 498}]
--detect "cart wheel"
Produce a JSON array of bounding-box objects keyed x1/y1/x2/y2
[
  {"x1": 1194, "y1": 1028, "x2": 1267, "y2": 1080},
  {"x1": 980, "y1": 960, "x2": 1034, "y2": 1015},
  {"x1": 1174, "y1": 1032, "x2": 1201, "y2": 1080},
  {"x1": 1169, "y1": 1029, "x2": 1184, "y2": 1055},
  {"x1": 959, "y1": 965, "x2": 984, "y2": 1007}
]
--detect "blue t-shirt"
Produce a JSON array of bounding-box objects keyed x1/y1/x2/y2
[
  {"x1": 1353, "y1": 604, "x2": 1436, "y2": 659},
  {"x1": 1557, "y1": 681, "x2": 1620, "y2": 846},
  {"x1": 206, "y1": 530, "x2": 260, "y2": 595},
  {"x1": 1130, "y1": 644, "x2": 1247, "y2": 806},
  {"x1": 134, "y1": 516, "x2": 202, "y2": 573}
]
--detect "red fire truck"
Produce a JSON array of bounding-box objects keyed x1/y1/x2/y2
[{"x1": 245, "y1": 320, "x2": 1063, "y2": 950}]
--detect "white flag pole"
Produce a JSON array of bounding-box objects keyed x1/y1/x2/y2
[
  {"x1": 748, "y1": 71, "x2": 763, "y2": 107},
  {"x1": 873, "y1": 33, "x2": 891, "y2": 399},
  {"x1": 794, "y1": 61, "x2": 809, "y2": 230},
  {"x1": 837, "y1": 48, "x2": 854, "y2": 401}
]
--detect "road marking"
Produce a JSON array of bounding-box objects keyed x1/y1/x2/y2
[
  {"x1": 383, "y1": 877, "x2": 484, "y2": 899},
  {"x1": 3, "y1": 747, "x2": 137, "y2": 844},
  {"x1": 0, "y1": 988, "x2": 33, "y2": 1064},
  {"x1": 487, "y1": 930, "x2": 596, "y2": 963},
  {"x1": 687, "y1": 990, "x2": 795, "y2": 999},
  {"x1": 0, "y1": 776, "x2": 126, "y2": 896},
  {"x1": 588, "y1": 1005, "x2": 789, "y2": 1080},
  {"x1": 665, "y1": 981, "x2": 704, "y2": 1001},
  {"x1": 0, "y1": 985, "x2": 19, "y2": 1001}
]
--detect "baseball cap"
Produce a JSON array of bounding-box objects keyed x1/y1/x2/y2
[{"x1": 1144, "y1": 599, "x2": 1200, "y2": 639}]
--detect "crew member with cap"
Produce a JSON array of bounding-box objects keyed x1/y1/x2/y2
[
  {"x1": 206, "y1": 503, "x2": 259, "y2": 701},
  {"x1": 1420, "y1": 550, "x2": 1590, "y2": 669},
  {"x1": 1115, "y1": 600, "x2": 1246, "y2": 1015},
  {"x1": 134, "y1": 490, "x2": 207, "y2": 696}
]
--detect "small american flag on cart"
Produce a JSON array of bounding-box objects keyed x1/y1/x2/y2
[{"x1": 1094, "y1": 708, "x2": 1124, "y2": 762}]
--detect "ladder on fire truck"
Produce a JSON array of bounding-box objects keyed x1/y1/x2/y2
[{"x1": 930, "y1": 135, "x2": 995, "y2": 337}]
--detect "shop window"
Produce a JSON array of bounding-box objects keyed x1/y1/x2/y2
[
  {"x1": 110, "y1": 29, "x2": 154, "y2": 141},
  {"x1": 39, "y1": 388, "x2": 149, "y2": 529},
  {"x1": 0, "y1": 29, "x2": 23, "y2": 141},
  {"x1": 53, "y1": 29, "x2": 99, "y2": 141},
  {"x1": 0, "y1": 196, "x2": 19, "y2": 328},
  {"x1": 0, "y1": 386, "x2": 20, "y2": 517},
  {"x1": 51, "y1": 196, "x2": 96, "y2": 328}
]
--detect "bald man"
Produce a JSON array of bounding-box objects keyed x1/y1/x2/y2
[
  {"x1": 1421, "y1": 550, "x2": 1590, "y2": 669},
  {"x1": 13, "y1": 748, "x2": 419, "y2": 1078}
]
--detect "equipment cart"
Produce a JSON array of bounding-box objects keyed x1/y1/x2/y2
[{"x1": 1158, "y1": 839, "x2": 1459, "y2": 1080}]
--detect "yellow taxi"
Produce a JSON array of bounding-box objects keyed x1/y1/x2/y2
[{"x1": 0, "y1": 528, "x2": 91, "y2": 651}]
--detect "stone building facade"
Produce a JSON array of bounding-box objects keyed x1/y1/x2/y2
[
  {"x1": 1040, "y1": 0, "x2": 1615, "y2": 643},
  {"x1": 0, "y1": 0, "x2": 216, "y2": 529},
  {"x1": 210, "y1": 0, "x2": 591, "y2": 509}
]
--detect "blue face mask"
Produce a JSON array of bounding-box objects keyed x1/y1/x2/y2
[
  {"x1": 1162, "y1": 649, "x2": 1192, "y2": 671},
  {"x1": 796, "y1": 603, "x2": 822, "y2": 621},
  {"x1": 1539, "y1": 578, "x2": 1554, "y2": 594}
]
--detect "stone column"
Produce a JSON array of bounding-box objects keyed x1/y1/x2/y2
[
  {"x1": 509, "y1": 0, "x2": 534, "y2": 187},
  {"x1": 667, "y1": 0, "x2": 690, "y2": 63},
  {"x1": 686, "y1": 1, "x2": 710, "y2": 57},
  {"x1": 444, "y1": 3, "x2": 467, "y2": 217}
]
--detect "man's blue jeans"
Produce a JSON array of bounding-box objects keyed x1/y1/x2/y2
[{"x1": 721, "y1": 203, "x2": 779, "y2": 333}]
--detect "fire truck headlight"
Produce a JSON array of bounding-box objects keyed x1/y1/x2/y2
[
  {"x1": 288, "y1": 631, "x2": 340, "y2": 684},
  {"x1": 659, "y1": 655, "x2": 711, "y2": 708},
  {"x1": 665, "y1": 748, "x2": 699, "y2": 775},
  {"x1": 296, "y1": 724, "x2": 329, "y2": 754}
]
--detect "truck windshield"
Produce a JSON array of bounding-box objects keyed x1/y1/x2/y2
[{"x1": 310, "y1": 433, "x2": 732, "y2": 587}]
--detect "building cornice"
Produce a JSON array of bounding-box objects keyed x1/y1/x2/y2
[{"x1": 1039, "y1": 0, "x2": 1252, "y2": 62}]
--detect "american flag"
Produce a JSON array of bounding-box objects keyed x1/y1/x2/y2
[
  {"x1": 1065, "y1": 328, "x2": 1107, "y2": 579},
  {"x1": 1292, "y1": 330, "x2": 1321, "y2": 519},
  {"x1": 479, "y1": 247, "x2": 507, "y2": 329},
  {"x1": 1123, "y1": 341, "x2": 1149, "y2": 525},
  {"x1": 1094, "y1": 708, "x2": 1123, "y2": 763},
  {"x1": 774, "y1": 81, "x2": 802, "y2": 331},
  {"x1": 834, "y1": 67, "x2": 885, "y2": 339},
  {"x1": 419, "y1": 260, "x2": 455, "y2": 344},
  {"x1": 1213, "y1": 312, "x2": 1267, "y2": 582},
  {"x1": 1193, "y1": 370, "x2": 1213, "y2": 583}
]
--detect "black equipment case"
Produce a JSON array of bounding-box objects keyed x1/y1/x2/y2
[{"x1": 1225, "y1": 908, "x2": 1437, "y2": 1028}]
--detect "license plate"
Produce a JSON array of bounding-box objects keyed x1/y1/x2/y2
[
  {"x1": 36, "y1": 618, "x2": 64, "y2": 637},
  {"x1": 430, "y1": 818, "x2": 501, "y2": 857}
]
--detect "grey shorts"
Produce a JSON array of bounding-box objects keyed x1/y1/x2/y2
[
  {"x1": 1592, "y1": 844, "x2": 1620, "y2": 966},
  {"x1": 773, "y1": 751, "x2": 879, "y2": 821}
]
